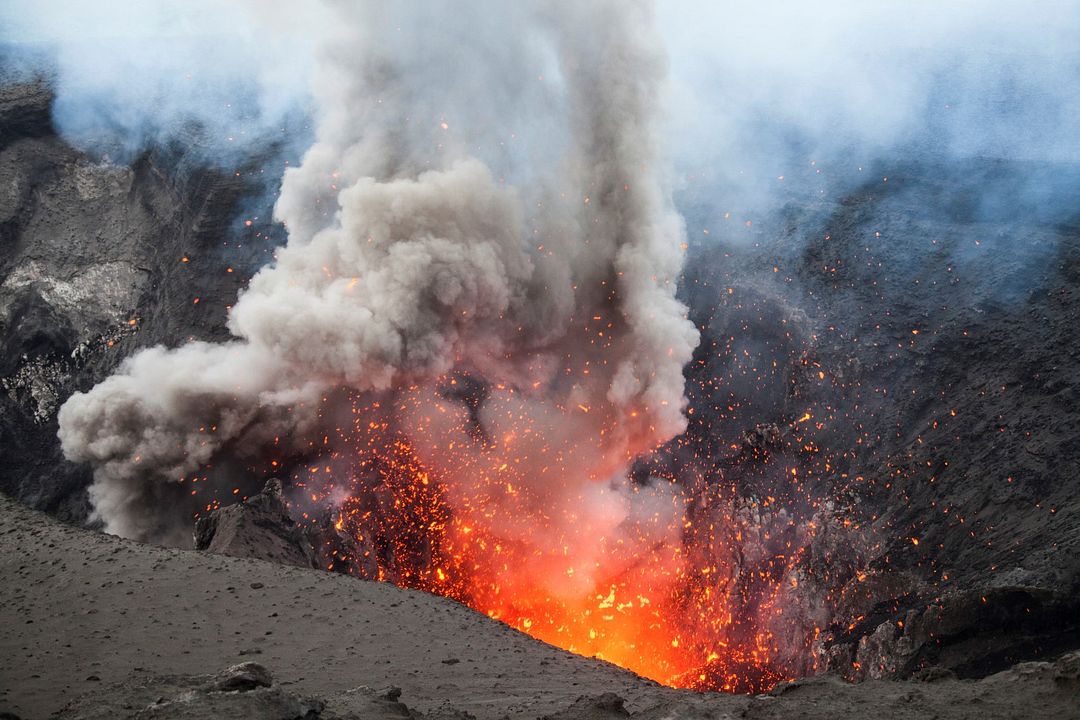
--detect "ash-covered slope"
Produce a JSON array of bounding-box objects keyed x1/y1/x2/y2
[
  {"x1": 2, "y1": 492, "x2": 1078, "y2": 720},
  {"x1": 0, "y1": 80, "x2": 282, "y2": 521}
]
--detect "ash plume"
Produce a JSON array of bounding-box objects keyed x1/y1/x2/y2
[{"x1": 57, "y1": 0, "x2": 699, "y2": 549}]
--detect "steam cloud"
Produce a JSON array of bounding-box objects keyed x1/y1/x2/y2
[{"x1": 56, "y1": 0, "x2": 699, "y2": 553}]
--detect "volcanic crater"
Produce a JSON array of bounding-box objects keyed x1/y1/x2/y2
[{"x1": 2, "y1": 5, "x2": 1080, "y2": 718}]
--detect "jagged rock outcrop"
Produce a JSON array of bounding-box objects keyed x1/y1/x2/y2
[
  {"x1": 0, "y1": 80, "x2": 53, "y2": 149},
  {"x1": 194, "y1": 479, "x2": 317, "y2": 569},
  {"x1": 306, "y1": 513, "x2": 380, "y2": 578},
  {"x1": 820, "y1": 583, "x2": 1080, "y2": 680},
  {"x1": 193, "y1": 478, "x2": 381, "y2": 578}
]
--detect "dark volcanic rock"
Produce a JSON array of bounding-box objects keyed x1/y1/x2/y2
[
  {"x1": 306, "y1": 512, "x2": 380, "y2": 577},
  {"x1": 830, "y1": 585, "x2": 1080, "y2": 681},
  {"x1": 1053, "y1": 650, "x2": 1080, "y2": 685},
  {"x1": 0, "y1": 79, "x2": 285, "y2": 523},
  {"x1": 194, "y1": 479, "x2": 317, "y2": 570},
  {"x1": 0, "y1": 81, "x2": 52, "y2": 150},
  {"x1": 674, "y1": 156, "x2": 1080, "y2": 679},
  {"x1": 193, "y1": 479, "x2": 383, "y2": 578}
]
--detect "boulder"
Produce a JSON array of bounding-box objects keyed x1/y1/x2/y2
[{"x1": 194, "y1": 479, "x2": 316, "y2": 570}]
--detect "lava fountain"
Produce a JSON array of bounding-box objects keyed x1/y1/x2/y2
[
  {"x1": 56, "y1": 0, "x2": 846, "y2": 693},
  {"x1": 280, "y1": 383, "x2": 838, "y2": 693}
]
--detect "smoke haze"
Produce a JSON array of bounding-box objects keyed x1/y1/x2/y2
[
  {"x1": 7, "y1": 2, "x2": 1080, "y2": 202},
  {"x1": 661, "y1": 1, "x2": 1080, "y2": 222}
]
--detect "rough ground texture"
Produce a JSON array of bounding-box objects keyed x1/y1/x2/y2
[{"x1": 1, "y1": 494, "x2": 1079, "y2": 719}]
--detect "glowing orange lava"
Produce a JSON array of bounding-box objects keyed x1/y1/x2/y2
[{"x1": 293, "y1": 398, "x2": 809, "y2": 694}]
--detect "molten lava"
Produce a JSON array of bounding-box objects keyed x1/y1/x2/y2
[{"x1": 289, "y1": 390, "x2": 824, "y2": 694}]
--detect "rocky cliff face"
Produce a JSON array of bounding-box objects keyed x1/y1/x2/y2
[
  {"x1": 672, "y1": 158, "x2": 1080, "y2": 678},
  {"x1": 0, "y1": 80, "x2": 282, "y2": 522}
]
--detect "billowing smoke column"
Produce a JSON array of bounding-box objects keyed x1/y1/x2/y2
[{"x1": 58, "y1": 0, "x2": 698, "y2": 582}]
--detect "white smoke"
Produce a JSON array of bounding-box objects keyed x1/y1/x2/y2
[
  {"x1": 0, "y1": 0, "x2": 326, "y2": 164},
  {"x1": 57, "y1": 0, "x2": 699, "y2": 547},
  {"x1": 661, "y1": 1, "x2": 1080, "y2": 218}
]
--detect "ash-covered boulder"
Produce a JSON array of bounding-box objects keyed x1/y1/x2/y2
[
  {"x1": 540, "y1": 693, "x2": 629, "y2": 720},
  {"x1": 52, "y1": 663, "x2": 326, "y2": 720},
  {"x1": 194, "y1": 479, "x2": 317, "y2": 570},
  {"x1": 540, "y1": 690, "x2": 630, "y2": 720},
  {"x1": 206, "y1": 662, "x2": 274, "y2": 693}
]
